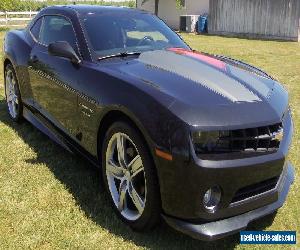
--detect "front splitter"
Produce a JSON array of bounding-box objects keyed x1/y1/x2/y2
[{"x1": 162, "y1": 162, "x2": 295, "y2": 241}]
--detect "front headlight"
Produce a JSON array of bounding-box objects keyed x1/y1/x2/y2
[{"x1": 192, "y1": 131, "x2": 230, "y2": 154}]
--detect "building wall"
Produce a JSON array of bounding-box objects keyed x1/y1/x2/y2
[
  {"x1": 209, "y1": 0, "x2": 300, "y2": 41},
  {"x1": 137, "y1": 0, "x2": 209, "y2": 30},
  {"x1": 186, "y1": 0, "x2": 209, "y2": 16},
  {"x1": 157, "y1": 0, "x2": 185, "y2": 29}
]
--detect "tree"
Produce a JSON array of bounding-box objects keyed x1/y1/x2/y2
[{"x1": 0, "y1": 0, "x2": 15, "y2": 11}]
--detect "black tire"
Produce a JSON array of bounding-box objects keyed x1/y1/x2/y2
[
  {"x1": 4, "y1": 63, "x2": 23, "y2": 122},
  {"x1": 101, "y1": 121, "x2": 161, "y2": 231}
]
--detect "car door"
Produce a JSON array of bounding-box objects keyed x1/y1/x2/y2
[{"x1": 28, "y1": 15, "x2": 81, "y2": 138}]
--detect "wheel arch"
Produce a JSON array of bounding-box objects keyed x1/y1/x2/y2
[
  {"x1": 96, "y1": 108, "x2": 163, "y2": 202},
  {"x1": 3, "y1": 57, "x2": 18, "y2": 83},
  {"x1": 98, "y1": 109, "x2": 163, "y2": 229},
  {"x1": 97, "y1": 109, "x2": 157, "y2": 166},
  {"x1": 4, "y1": 58, "x2": 12, "y2": 69},
  {"x1": 3, "y1": 58, "x2": 15, "y2": 77},
  {"x1": 3, "y1": 58, "x2": 20, "y2": 94}
]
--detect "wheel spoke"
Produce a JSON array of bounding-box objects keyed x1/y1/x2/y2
[
  {"x1": 118, "y1": 178, "x2": 128, "y2": 212},
  {"x1": 14, "y1": 95, "x2": 19, "y2": 104},
  {"x1": 7, "y1": 93, "x2": 13, "y2": 102},
  {"x1": 117, "y1": 134, "x2": 127, "y2": 167},
  {"x1": 11, "y1": 78, "x2": 16, "y2": 87},
  {"x1": 8, "y1": 75, "x2": 13, "y2": 88},
  {"x1": 11, "y1": 102, "x2": 17, "y2": 117},
  {"x1": 6, "y1": 75, "x2": 12, "y2": 93},
  {"x1": 11, "y1": 94, "x2": 17, "y2": 103},
  {"x1": 5, "y1": 75, "x2": 10, "y2": 85},
  {"x1": 7, "y1": 73, "x2": 12, "y2": 85},
  {"x1": 129, "y1": 155, "x2": 143, "y2": 178},
  {"x1": 107, "y1": 160, "x2": 124, "y2": 179},
  {"x1": 128, "y1": 181, "x2": 144, "y2": 214}
]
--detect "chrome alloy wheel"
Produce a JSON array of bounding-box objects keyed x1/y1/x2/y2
[
  {"x1": 5, "y1": 69, "x2": 19, "y2": 119},
  {"x1": 106, "y1": 132, "x2": 146, "y2": 221}
]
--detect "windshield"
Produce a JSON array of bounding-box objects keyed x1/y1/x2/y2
[{"x1": 81, "y1": 10, "x2": 190, "y2": 59}]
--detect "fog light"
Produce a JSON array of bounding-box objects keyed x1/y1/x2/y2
[{"x1": 203, "y1": 186, "x2": 221, "y2": 213}]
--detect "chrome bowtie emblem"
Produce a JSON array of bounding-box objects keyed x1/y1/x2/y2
[{"x1": 273, "y1": 128, "x2": 284, "y2": 142}]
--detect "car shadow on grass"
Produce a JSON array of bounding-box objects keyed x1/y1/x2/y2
[{"x1": 0, "y1": 98, "x2": 277, "y2": 250}]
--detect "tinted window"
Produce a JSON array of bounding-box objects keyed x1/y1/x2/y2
[
  {"x1": 30, "y1": 17, "x2": 42, "y2": 41},
  {"x1": 82, "y1": 12, "x2": 190, "y2": 58},
  {"x1": 40, "y1": 15, "x2": 77, "y2": 51}
]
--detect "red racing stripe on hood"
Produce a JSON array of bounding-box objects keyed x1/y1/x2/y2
[{"x1": 168, "y1": 48, "x2": 226, "y2": 71}]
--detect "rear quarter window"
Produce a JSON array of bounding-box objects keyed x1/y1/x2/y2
[{"x1": 30, "y1": 17, "x2": 42, "y2": 41}]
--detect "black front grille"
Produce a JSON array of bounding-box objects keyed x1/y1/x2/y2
[
  {"x1": 229, "y1": 123, "x2": 283, "y2": 152},
  {"x1": 231, "y1": 176, "x2": 280, "y2": 203},
  {"x1": 196, "y1": 123, "x2": 283, "y2": 160}
]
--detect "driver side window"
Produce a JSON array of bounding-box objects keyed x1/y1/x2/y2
[{"x1": 40, "y1": 15, "x2": 78, "y2": 53}]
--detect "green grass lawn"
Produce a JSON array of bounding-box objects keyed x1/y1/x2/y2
[{"x1": 0, "y1": 30, "x2": 299, "y2": 249}]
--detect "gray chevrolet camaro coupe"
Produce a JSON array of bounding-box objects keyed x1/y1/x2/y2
[{"x1": 3, "y1": 5, "x2": 295, "y2": 240}]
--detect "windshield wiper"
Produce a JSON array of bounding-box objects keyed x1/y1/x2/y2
[{"x1": 98, "y1": 51, "x2": 141, "y2": 61}]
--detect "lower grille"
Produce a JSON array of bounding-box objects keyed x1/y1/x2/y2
[{"x1": 231, "y1": 176, "x2": 280, "y2": 203}]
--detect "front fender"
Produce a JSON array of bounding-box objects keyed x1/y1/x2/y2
[{"x1": 3, "y1": 30, "x2": 32, "y2": 99}]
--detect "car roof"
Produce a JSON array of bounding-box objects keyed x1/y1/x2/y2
[{"x1": 43, "y1": 4, "x2": 147, "y2": 15}]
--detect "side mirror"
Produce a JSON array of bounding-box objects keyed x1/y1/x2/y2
[{"x1": 48, "y1": 41, "x2": 81, "y2": 64}]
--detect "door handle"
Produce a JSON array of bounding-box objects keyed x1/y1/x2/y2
[{"x1": 30, "y1": 55, "x2": 39, "y2": 63}]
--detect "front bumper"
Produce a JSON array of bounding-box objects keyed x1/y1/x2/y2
[{"x1": 162, "y1": 162, "x2": 294, "y2": 241}]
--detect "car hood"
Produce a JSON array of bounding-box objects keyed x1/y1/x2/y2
[{"x1": 105, "y1": 48, "x2": 288, "y2": 129}]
